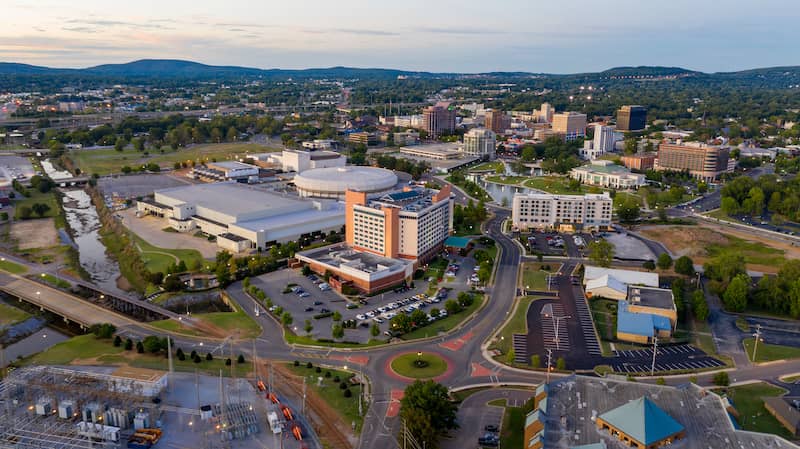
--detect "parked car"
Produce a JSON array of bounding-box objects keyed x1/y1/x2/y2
[
  {"x1": 484, "y1": 424, "x2": 499, "y2": 433},
  {"x1": 319, "y1": 308, "x2": 331, "y2": 314},
  {"x1": 313, "y1": 300, "x2": 323, "y2": 305},
  {"x1": 356, "y1": 314, "x2": 366, "y2": 320},
  {"x1": 318, "y1": 282, "x2": 331, "y2": 291},
  {"x1": 478, "y1": 433, "x2": 499, "y2": 447},
  {"x1": 346, "y1": 303, "x2": 358, "y2": 309},
  {"x1": 304, "y1": 307, "x2": 314, "y2": 312}
]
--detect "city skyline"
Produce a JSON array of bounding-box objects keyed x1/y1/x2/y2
[{"x1": 2, "y1": 0, "x2": 799, "y2": 73}]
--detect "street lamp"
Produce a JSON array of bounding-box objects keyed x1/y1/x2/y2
[
  {"x1": 751, "y1": 324, "x2": 763, "y2": 362},
  {"x1": 417, "y1": 351, "x2": 422, "y2": 363}
]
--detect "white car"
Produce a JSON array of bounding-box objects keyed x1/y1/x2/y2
[
  {"x1": 372, "y1": 317, "x2": 384, "y2": 324},
  {"x1": 356, "y1": 314, "x2": 366, "y2": 320},
  {"x1": 365, "y1": 311, "x2": 375, "y2": 318}
]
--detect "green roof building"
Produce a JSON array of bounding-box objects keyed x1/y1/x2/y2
[{"x1": 596, "y1": 396, "x2": 685, "y2": 449}]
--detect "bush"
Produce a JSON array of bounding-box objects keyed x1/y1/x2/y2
[
  {"x1": 136, "y1": 341, "x2": 144, "y2": 354},
  {"x1": 530, "y1": 354, "x2": 540, "y2": 368},
  {"x1": 193, "y1": 355, "x2": 202, "y2": 364},
  {"x1": 124, "y1": 338, "x2": 133, "y2": 350},
  {"x1": 306, "y1": 362, "x2": 313, "y2": 369},
  {"x1": 556, "y1": 357, "x2": 566, "y2": 371},
  {"x1": 343, "y1": 389, "x2": 352, "y2": 398},
  {"x1": 176, "y1": 348, "x2": 184, "y2": 359},
  {"x1": 237, "y1": 354, "x2": 245, "y2": 364},
  {"x1": 293, "y1": 360, "x2": 300, "y2": 367},
  {"x1": 339, "y1": 381, "x2": 348, "y2": 390},
  {"x1": 226, "y1": 358, "x2": 232, "y2": 366},
  {"x1": 315, "y1": 366, "x2": 322, "y2": 373},
  {"x1": 206, "y1": 353, "x2": 213, "y2": 361},
  {"x1": 325, "y1": 371, "x2": 332, "y2": 378},
  {"x1": 113, "y1": 335, "x2": 122, "y2": 347}
]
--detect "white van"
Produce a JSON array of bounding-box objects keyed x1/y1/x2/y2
[{"x1": 319, "y1": 282, "x2": 331, "y2": 291}]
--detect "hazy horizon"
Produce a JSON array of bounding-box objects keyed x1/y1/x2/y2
[{"x1": 3, "y1": 0, "x2": 799, "y2": 73}]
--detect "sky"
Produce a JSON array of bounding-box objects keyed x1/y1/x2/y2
[{"x1": 2, "y1": 0, "x2": 799, "y2": 73}]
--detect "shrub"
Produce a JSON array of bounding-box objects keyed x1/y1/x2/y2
[
  {"x1": 339, "y1": 381, "x2": 348, "y2": 390},
  {"x1": 315, "y1": 366, "x2": 322, "y2": 373},
  {"x1": 293, "y1": 360, "x2": 300, "y2": 367},
  {"x1": 206, "y1": 353, "x2": 213, "y2": 361},
  {"x1": 225, "y1": 358, "x2": 232, "y2": 366},
  {"x1": 306, "y1": 362, "x2": 313, "y2": 369},
  {"x1": 237, "y1": 354, "x2": 245, "y2": 364},
  {"x1": 343, "y1": 389, "x2": 352, "y2": 398}
]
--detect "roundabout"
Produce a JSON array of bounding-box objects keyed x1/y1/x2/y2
[{"x1": 389, "y1": 351, "x2": 449, "y2": 379}]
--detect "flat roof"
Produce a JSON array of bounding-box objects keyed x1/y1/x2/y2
[
  {"x1": 298, "y1": 243, "x2": 412, "y2": 275},
  {"x1": 207, "y1": 160, "x2": 258, "y2": 170},
  {"x1": 617, "y1": 301, "x2": 672, "y2": 337},
  {"x1": 156, "y1": 182, "x2": 308, "y2": 220},
  {"x1": 543, "y1": 375, "x2": 799, "y2": 449},
  {"x1": 583, "y1": 266, "x2": 659, "y2": 288},
  {"x1": 627, "y1": 286, "x2": 674, "y2": 310},
  {"x1": 234, "y1": 202, "x2": 345, "y2": 233},
  {"x1": 399, "y1": 143, "x2": 462, "y2": 154}
]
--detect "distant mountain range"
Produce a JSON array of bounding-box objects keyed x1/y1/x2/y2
[{"x1": 0, "y1": 59, "x2": 798, "y2": 82}]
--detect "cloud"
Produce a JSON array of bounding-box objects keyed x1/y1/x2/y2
[
  {"x1": 416, "y1": 26, "x2": 502, "y2": 35},
  {"x1": 65, "y1": 18, "x2": 174, "y2": 30},
  {"x1": 62, "y1": 26, "x2": 99, "y2": 34}
]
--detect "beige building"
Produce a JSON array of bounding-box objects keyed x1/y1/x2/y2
[
  {"x1": 484, "y1": 109, "x2": 510, "y2": 134},
  {"x1": 570, "y1": 160, "x2": 646, "y2": 189},
  {"x1": 552, "y1": 112, "x2": 587, "y2": 141},
  {"x1": 422, "y1": 102, "x2": 456, "y2": 138},
  {"x1": 512, "y1": 192, "x2": 612, "y2": 232},
  {"x1": 656, "y1": 141, "x2": 732, "y2": 181},
  {"x1": 463, "y1": 128, "x2": 496, "y2": 159}
]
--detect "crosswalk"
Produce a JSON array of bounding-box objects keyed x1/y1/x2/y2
[
  {"x1": 572, "y1": 288, "x2": 602, "y2": 356},
  {"x1": 541, "y1": 304, "x2": 571, "y2": 352},
  {"x1": 512, "y1": 334, "x2": 529, "y2": 364}
]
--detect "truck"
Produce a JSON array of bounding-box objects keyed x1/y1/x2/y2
[{"x1": 267, "y1": 412, "x2": 283, "y2": 434}]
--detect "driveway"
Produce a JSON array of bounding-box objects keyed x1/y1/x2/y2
[
  {"x1": 442, "y1": 388, "x2": 533, "y2": 449},
  {"x1": 118, "y1": 208, "x2": 218, "y2": 258}
]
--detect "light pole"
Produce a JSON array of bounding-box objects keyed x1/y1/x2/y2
[
  {"x1": 545, "y1": 348, "x2": 553, "y2": 384},
  {"x1": 552, "y1": 315, "x2": 571, "y2": 351},
  {"x1": 751, "y1": 324, "x2": 763, "y2": 363},
  {"x1": 650, "y1": 335, "x2": 658, "y2": 376}
]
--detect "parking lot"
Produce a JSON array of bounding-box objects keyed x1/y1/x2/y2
[
  {"x1": 251, "y1": 254, "x2": 476, "y2": 342},
  {"x1": 97, "y1": 173, "x2": 193, "y2": 199},
  {"x1": 520, "y1": 231, "x2": 597, "y2": 259},
  {"x1": 609, "y1": 344, "x2": 725, "y2": 373}
]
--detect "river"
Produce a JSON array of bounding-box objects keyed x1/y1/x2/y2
[
  {"x1": 1, "y1": 327, "x2": 69, "y2": 367},
  {"x1": 60, "y1": 189, "x2": 124, "y2": 294}
]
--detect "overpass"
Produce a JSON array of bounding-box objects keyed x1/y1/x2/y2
[{"x1": 0, "y1": 273, "x2": 136, "y2": 328}]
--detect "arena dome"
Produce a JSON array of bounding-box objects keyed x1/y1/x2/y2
[{"x1": 293, "y1": 166, "x2": 398, "y2": 199}]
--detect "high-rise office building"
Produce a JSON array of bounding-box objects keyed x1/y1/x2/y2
[
  {"x1": 593, "y1": 125, "x2": 616, "y2": 154},
  {"x1": 534, "y1": 103, "x2": 554, "y2": 123},
  {"x1": 485, "y1": 109, "x2": 510, "y2": 134},
  {"x1": 656, "y1": 142, "x2": 732, "y2": 181},
  {"x1": 422, "y1": 102, "x2": 456, "y2": 139},
  {"x1": 463, "y1": 128, "x2": 497, "y2": 159},
  {"x1": 552, "y1": 112, "x2": 587, "y2": 141},
  {"x1": 617, "y1": 105, "x2": 647, "y2": 132}
]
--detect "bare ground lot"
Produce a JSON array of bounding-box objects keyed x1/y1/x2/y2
[
  {"x1": 118, "y1": 208, "x2": 218, "y2": 258},
  {"x1": 11, "y1": 218, "x2": 58, "y2": 249},
  {"x1": 639, "y1": 223, "x2": 797, "y2": 273}
]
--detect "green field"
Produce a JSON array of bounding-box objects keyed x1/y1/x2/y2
[
  {"x1": 0, "y1": 259, "x2": 28, "y2": 274},
  {"x1": 523, "y1": 176, "x2": 602, "y2": 195},
  {"x1": 722, "y1": 383, "x2": 792, "y2": 438},
  {"x1": 14, "y1": 191, "x2": 59, "y2": 219},
  {"x1": 390, "y1": 353, "x2": 448, "y2": 378},
  {"x1": 707, "y1": 236, "x2": 786, "y2": 267},
  {"x1": 399, "y1": 295, "x2": 483, "y2": 340},
  {"x1": 499, "y1": 406, "x2": 525, "y2": 449},
  {"x1": 743, "y1": 338, "x2": 800, "y2": 362},
  {"x1": 69, "y1": 143, "x2": 280, "y2": 175},
  {"x1": 521, "y1": 263, "x2": 556, "y2": 291},
  {"x1": 491, "y1": 296, "x2": 540, "y2": 357},
  {"x1": 284, "y1": 363, "x2": 365, "y2": 433},
  {"x1": 36, "y1": 273, "x2": 71, "y2": 289},
  {"x1": 132, "y1": 234, "x2": 204, "y2": 273},
  {"x1": 485, "y1": 175, "x2": 526, "y2": 185},
  {"x1": 0, "y1": 301, "x2": 31, "y2": 326},
  {"x1": 24, "y1": 334, "x2": 252, "y2": 377},
  {"x1": 149, "y1": 319, "x2": 207, "y2": 337},
  {"x1": 195, "y1": 300, "x2": 261, "y2": 339},
  {"x1": 470, "y1": 161, "x2": 505, "y2": 173},
  {"x1": 590, "y1": 299, "x2": 618, "y2": 355}
]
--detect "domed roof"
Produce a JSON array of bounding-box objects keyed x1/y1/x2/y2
[{"x1": 293, "y1": 166, "x2": 398, "y2": 194}]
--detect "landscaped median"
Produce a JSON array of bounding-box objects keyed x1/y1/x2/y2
[
  {"x1": 743, "y1": 338, "x2": 800, "y2": 363},
  {"x1": 0, "y1": 259, "x2": 28, "y2": 275},
  {"x1": 713, "y1": 382, "x2": 793, "y2": 439},
  {"x1": 389, "y1": 352, "x2": 448, "y2": 379}
]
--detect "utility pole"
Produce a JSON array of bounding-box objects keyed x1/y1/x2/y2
[
  {"x1": 302, "y1": 377, "x2": 307, "y2": 416},
  {"x1": 546, "y1": 348, "x2": 553, "y2": 384},
  {"x1": 166, "y1": 335, "x2": 173, "y2": 391},
  {"x1": 752, "y1": 324, "x2": 763, "y2": 362},
  {"x1": 650, "y1": 335, "x2": 658, "y2": 376},
  {"x1": 552, "y1": 315, "x2": 571, "y2": 351}
]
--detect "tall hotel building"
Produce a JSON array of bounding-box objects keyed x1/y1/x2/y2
[
  {"x1": 616, "y1": 105, "x2": 647, "y2": 132},
  {"x1": 512, "y1": 192, "x2": 613, "y2": 232},
  {"x1": 346, "y1": 185, "x2": 454, "y2": 263},
  {"x1": 656, "y1": 141, "x2": 732, "y2": 181},
  {"x1": 422, "y1": 102, "x2": 456, "y2": 139},
  {"x1": 552, "y1": 112, "x2": 588, "y2": 141}
]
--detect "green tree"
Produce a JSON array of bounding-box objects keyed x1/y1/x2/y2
[
  {"x1": 132, "y1": 137, "x2": 145, "y2": 151},
  {"x1": 18, "y1": 206, "x2": 32, "y2": 219},
  {"x1": 304, "y1": 319, "x2": 313, "y2": 335},
  {"x1": 371, "y1": 323, "x2": 380, "y2": 337},
  {"x1": 142, "y1": 335, "x2": 163, "y2": 354},
  {"x1": 616, "y1": 198, "x2": 641, "y2": 224},
  {"x1": 723, "y1": 274, "x2": 750, "y2": 312},
  {"x1": 556, "y1": 357, "x2": 566, "y2": 371},
  {"x1": 281, "y1": 311, "x2": 293, "y2": 326},
  {"x1": 136, "y1": 341, "x2": 144, "y2": 353},
  {"x1": 399, "y1": 380, "x2": 458, "y2": 449},
  {"x1": 587, "y1": 239, "x2": 614, "y2": 267},
  {"x1": 656, "y1": 253, "x2": 673, "y2": 270},
  {"x1": 674, "y1": 256, "x2": 695, "y2": 276},
  {"x1": 642, "y1": 260, "x2": 656, "y2": 271},
  {"x1": 692, "y1": 290, "x2": 710, "y2": 321},
  {"x1": 530, "y1": 354, "x2": 541, "y2": 368},
  {"x1": 713, "y1": 371, "x2": 730, "y2": 386},
  {"x1": 31, "y1": 203, "x2": 50, "y2": 217},
  {"x1": 332, "y1": 310, "x2": 342, "y2": 321},
  {"x1": 332, "y1": 323, "x2": 344, "y2": 339},
  {"x1": 114, "y1": 137, "x2": 126, "y2": 151}
]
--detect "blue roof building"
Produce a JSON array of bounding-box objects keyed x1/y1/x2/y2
[
  {"x1": 597, "y1": 396, "x2": 685, "y2": 449},
  {"x1": 616, "y1": 298, "x2": 675, "y2": 344}
]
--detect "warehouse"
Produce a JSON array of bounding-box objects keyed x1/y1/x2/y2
[
  {"x1": 293, "y1": 166, "x2": 398, "y2": 199},
  {"x1": 136, "y1": 182, "x2": 345, "y2": 253}
]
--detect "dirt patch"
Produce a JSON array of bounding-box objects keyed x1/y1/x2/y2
[{"x1": 11, "y1": 218, "x2": 58, "y2": 249}]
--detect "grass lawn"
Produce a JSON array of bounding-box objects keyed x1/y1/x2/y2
[
  {"x1": 0, "y1": 301, "x2": 31, "y2": 326},
  {"x1": 390, "y1": 353, "x2": 448, "y2": 378},
  {"x1": 484, "y1": 175, "x2": 526, "y2": 185},
  {"x1": 706, "y1": 209, "x2": 740, "y2": 223},
  {"x1": 149, "y1": 318, "x2": 208, "y2": 337},
  {"x1": 131, "y1": 234, "x2": 204, "y2": 273},
  {"x1": 24, "y1": 334, "x2": 252, "y2": 377},
  {"x1": 0, "y1": 259, "x2": 28, "y2": 274},
  {"x1": 706, "y1": 235, "x2": 786, "y2": 267},
  {"x1": 720, "y1": 382, "x2": 792, "y2": 439},
  {"x1": 470, "y1": 161, "x2": 504, "y2": 172},
  {"x1": 195, "y1": 300, "x2": 261, "y2": 339},
  {"x1": 14, "y1": 191, "x2": 59, "y2": 219},
  {"x1": 284, "y1": 363, "x2": 364, "y2": 433},
  {"x1": 743, "y1": 338, "x2": 800, "y2": 363},
  {"x1": 69, "y1": 143, "x2": 280, "y2": 175},
  {"x1": 399, "y1": 295, "x2": 482, "y2": 340},
  {"x1": 35, "y1": 273, "x2": 71, "y2": 289},
  {"x1": 491, "y1": 296, "x2": 540, "y2": 356},
  {"x1": 523, "y1": 176, "x2": 603, "y2": 195},
  {"x1": 521, "y1": 263, "x2": 556, "y2": 291},
  {"x1": 284, "y1": 333, "x2": 386, "y2": 348},
  {"x1": 450, "y1": 387, "x2": 490, "y2": 403},
  {"x1": 499, "y1": 406, "x2": 525, "y2": 449},
  {"x1": 590, "y1": 299, "x2": 618, "y2": 356}
]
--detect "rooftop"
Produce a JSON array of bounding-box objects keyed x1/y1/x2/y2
[
  {"x1": 583, "y1": 266, "x2": 659, "y2": 288},
  {"x1": 297, "y1": 243, "x2": 412, "y2": 275},
  {"x1": 207, "y1": 160, "x2": 258, "y2": 170},
  {"x1": 293, "y1": 166, "x2": 398, "y2": 193},
  {"x1": 156, "y1": 182, "x2": 309, "y2": 220},
  {"x1": 617, "y1": 301, "x2": 672, "y2": 337},
  {"x1": 574, "y1": 161, "x2": 638, "y2": 175},
  {"x1": 368, "y1": 188, "x2": 444, "y2": 212},
  {"x1": 598, "y1": 396, "x2": 684, "y2": 446},
  {"x1": 543, "y1": 375, "x2": 799, "y2": 449},
  {"x1": 627, "y1": 286, "x2": 675, "y2": 310}
]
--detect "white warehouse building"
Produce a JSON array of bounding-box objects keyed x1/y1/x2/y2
[
  {"x1": 136, "y1": 182, "x2": 345, "y2": 253},
  {"x1": 257, "y1": 149, "x2": 346, "y2": 173}
]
